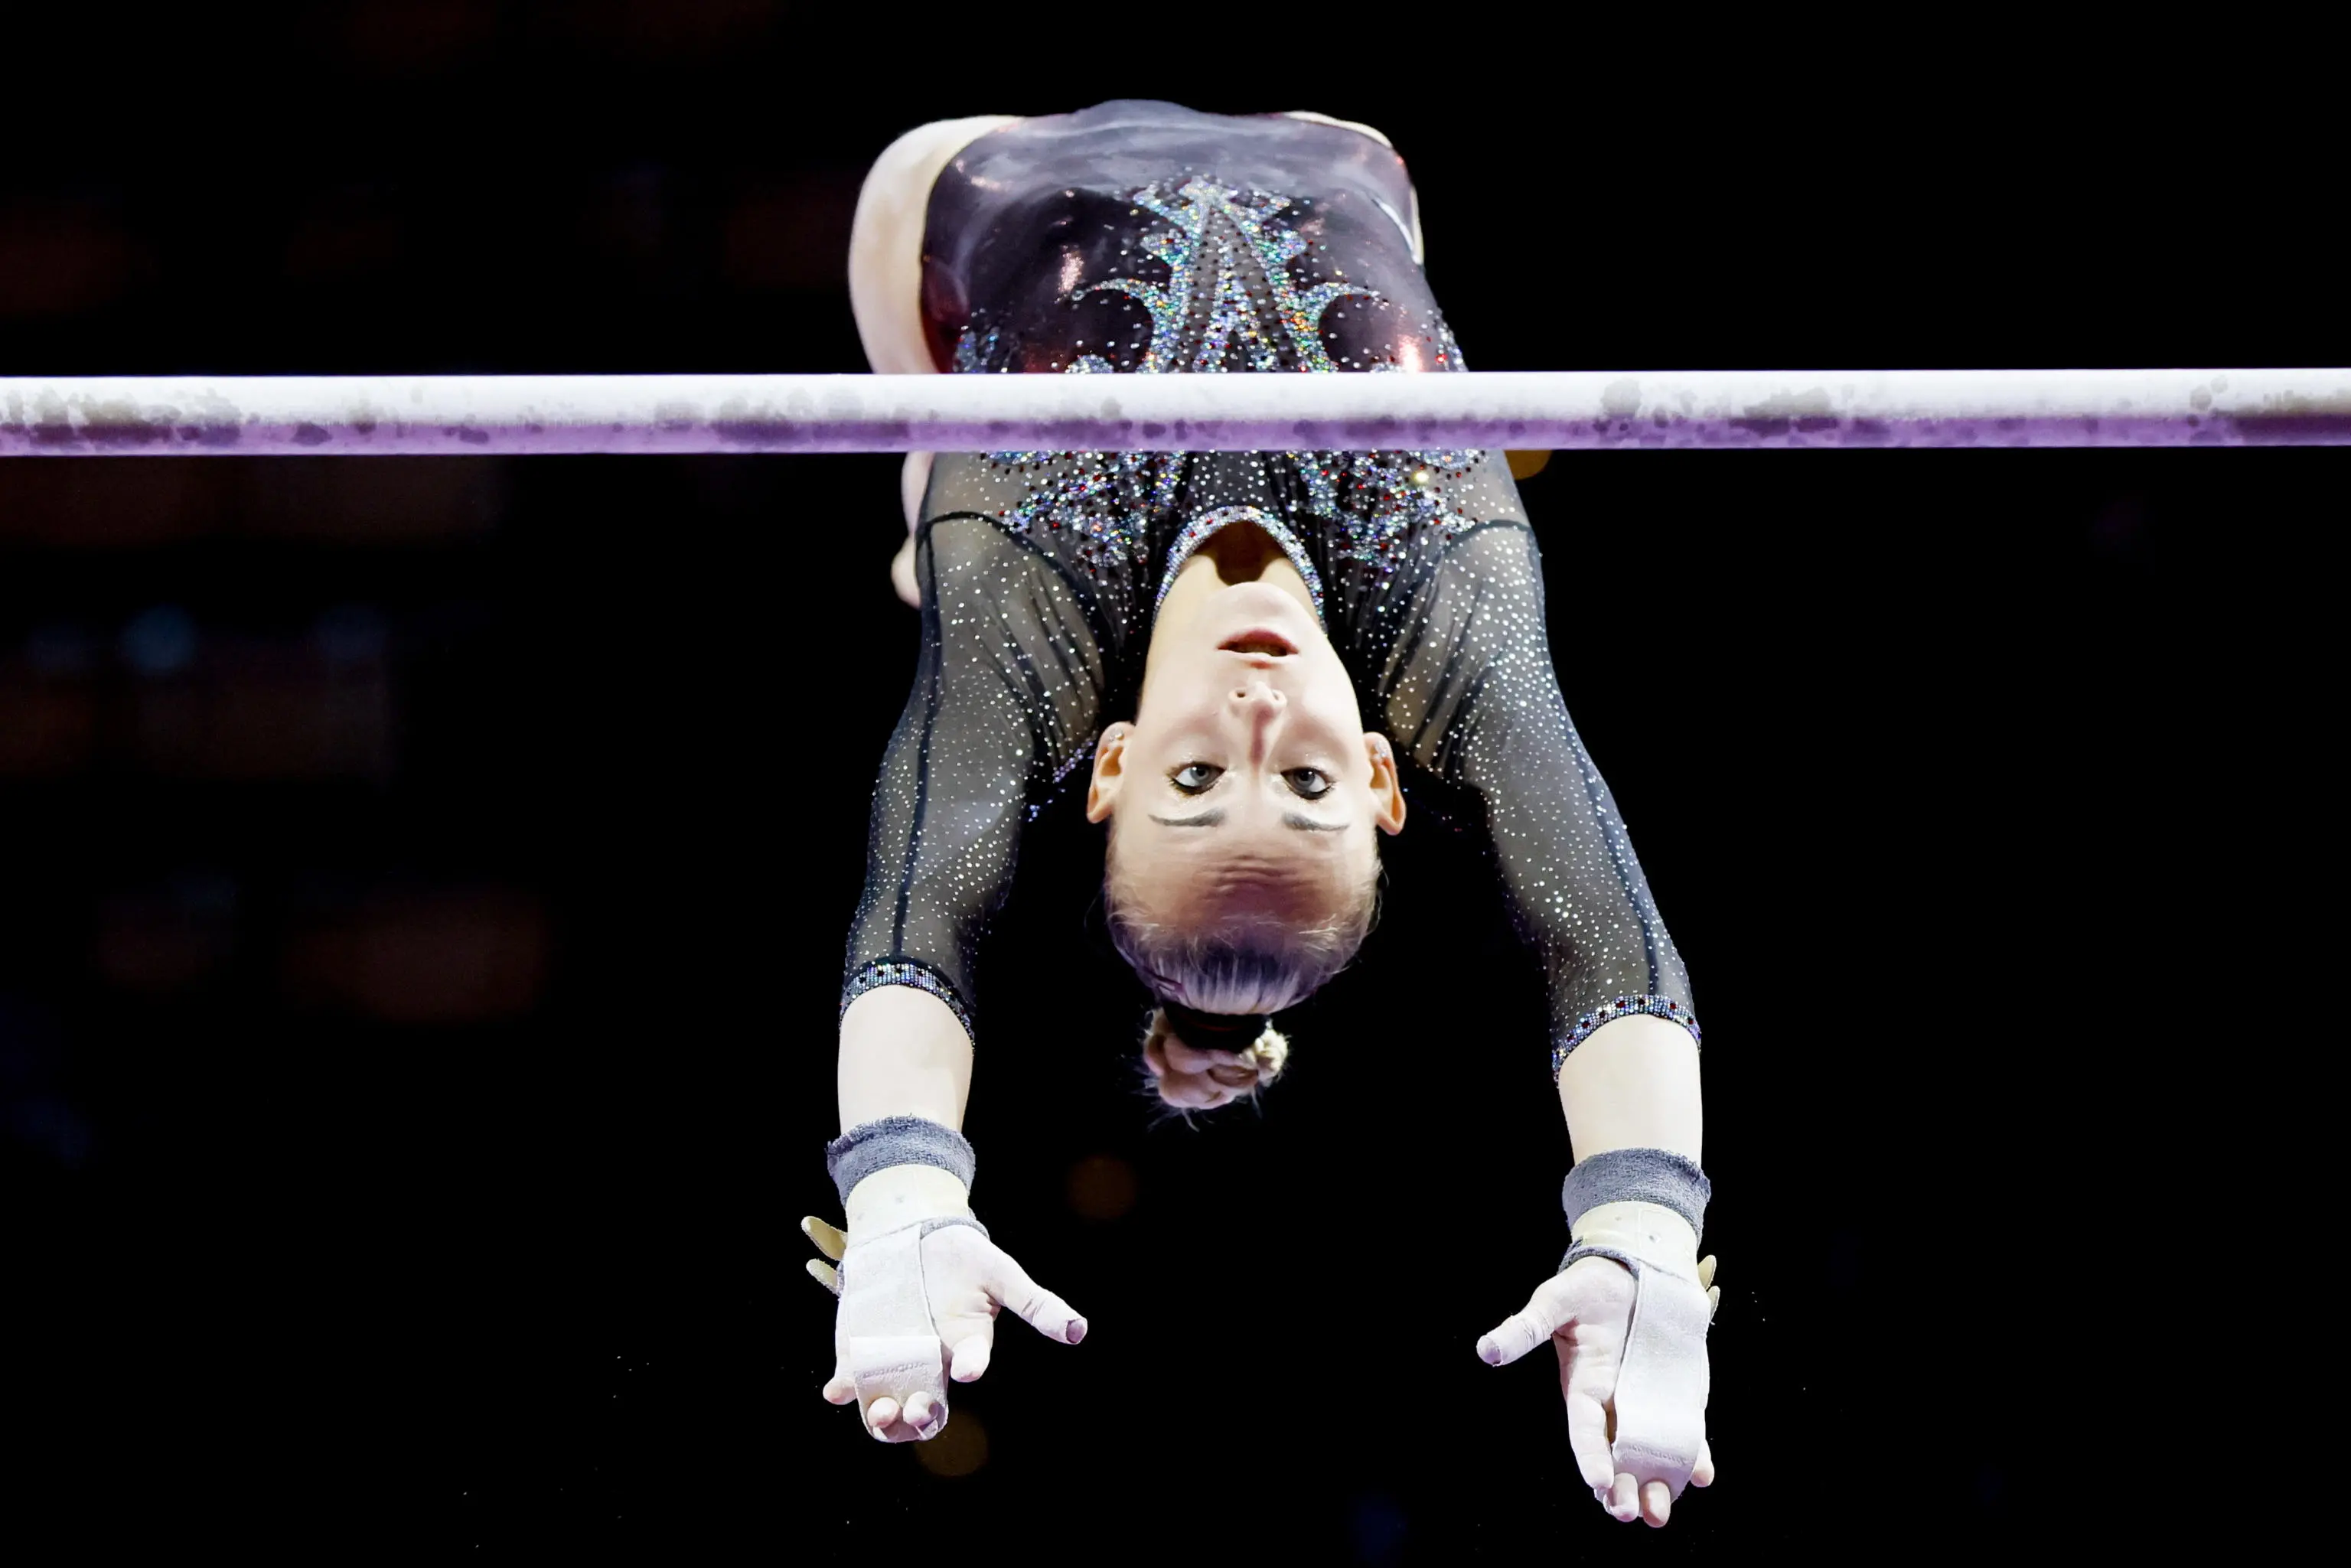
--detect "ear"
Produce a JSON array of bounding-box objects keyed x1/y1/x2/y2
[
  {"x1": 1086, "y1": 723, "x2": 1130, "y2": 824},
  {"x1": 1362, "y1": 732, "x2": 1407, "y2": 836}
]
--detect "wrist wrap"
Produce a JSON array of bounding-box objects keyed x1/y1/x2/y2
[
  {"x1": 825, "y1": 1116, "x2": 976, "y2": 1211},
  {"x1": 1560, "y1": 1146, "x2": 1709, "y2": 1238}
]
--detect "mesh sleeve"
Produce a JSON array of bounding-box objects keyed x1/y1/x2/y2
[
  {"x1": 1362, "y1": 520, "x2": 1700, "y2": 1078},
  {"x1": 841, "y1": 503, "x2": 1112, "y2": 1043}
]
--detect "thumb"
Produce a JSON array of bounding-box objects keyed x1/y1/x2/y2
[
  {"x1": 979, "y1": 1244, "x2": 1088, "y2": 1345},
  {"x1": 1478, "y1": 1277, "x2": 1573, "y2": 1367}
]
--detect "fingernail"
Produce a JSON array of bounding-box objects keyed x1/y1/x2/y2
[
  {"x1": 1476, "y1": 1336, "x2": 1500, "y2": 1364},
  {"x1": 1067, "y1": 1317, "x2": 1088, "y2": 1344}
]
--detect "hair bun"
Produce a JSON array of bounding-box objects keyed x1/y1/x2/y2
[{"x1": 1140, "y1": 1008, "x2": 1293, "y2": 1111}]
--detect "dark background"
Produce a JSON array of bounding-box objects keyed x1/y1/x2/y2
[{"x1": 1, "y1": 5, "x2": 2327, "y2": 1557}]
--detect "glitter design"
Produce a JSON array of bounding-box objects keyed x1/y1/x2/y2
[
  {"x1": 952, "y1": 326, "x2": 1000, "y2": 375},
  {"x1": 945, "y1": 174, "x2": 1432, "y2": 588},
  {"x1": 842, "y1": 959, "x2": 976, "y2": 1048},
  {"x1": 981, "y1": 448, "x2": 1162, "y2": 581},
  {"x1": 1550, "y1": 996, "x2": 1704, "y2": 1081},
  {"x1": 1074, "y1": 179, "x2": 1380, "y2": 375},
  {"x1": 1319, "y1": 448, "x2": 1483, "y2": 574},
  {"x1": 849, "y1": 104, "x2": 1696, "y2": 1068},
  {"x1": 1155, "y1": 506, "x2": 1325, "y2": 621}
]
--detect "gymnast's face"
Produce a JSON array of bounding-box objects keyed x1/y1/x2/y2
[{"x1": 1086, "y1": 577, "x2": 1406, "y2": 941}]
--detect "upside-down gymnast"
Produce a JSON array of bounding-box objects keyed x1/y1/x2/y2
[{"x1": 801, "y1": 100, "x2": 1718, "y2": 1527}]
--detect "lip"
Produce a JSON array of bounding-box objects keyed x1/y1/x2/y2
[{"x1": 1217, "y1": 627, "x2": 1299, "y2": 659}]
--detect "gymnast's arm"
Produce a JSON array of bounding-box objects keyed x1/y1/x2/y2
[
  {"x1": 836, "y1": 513, "x2": 1107, "y2": 1132},
  {"x1": 813, "y1": 513, "x2": 1102, "y2": 1442},
  {"x1": 1379, "y1": 520, "x2": 1711, "y2": 1524},
  {"x1": 1379, "y1": 523, "x2": 1704, "y2": 1111}
]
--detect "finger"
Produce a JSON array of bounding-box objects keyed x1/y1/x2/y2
[
  {"x1": 1641, "y1": 1479, "x2": 1672, "y2": 1527},
  {"x1": 801, "y1": 1216, "x2": 848, "y2": 1262},
  {"x1": 1691, "y1": 1438, "x2": 1716, "y2": 1488},
  {"x1": 806, "y1": 1259, "x2": 840, "y2": 1296},
  {"x1": 823, "y1": 1372, "x2": 856, "y2": 1405},
  {"x1": 866, "y1": 1396, "x2": 901, "y2": 1434},
  {"x1": 1478, "y1": 1279, "x2": 1571, "y2": 1366},
  {"x1": 980, "y1": 1248, "x2": 1087, "y2": 1344},
  {"x1": 1697, "y1": 1253, "x2": 1716, "y2": 1290},
  {"x1": 1706, "y1": 1284, "x2": 1720, "y2": 1323},
  {"x1": 903, "y1": 1390, "x2": 944, "y2": 1436},
  {"x1": 1563, "y1": 1389, "x2": 1615, "y2": 1492},
  {"x1": 947, "y1": 1332, "x2": 993, "y2": 1384},
  {"x1": 1606, "y1": 1472, "x2": 1640, "y2": 1523},
  {"x1": 869, "y1": 1411, "x2": 927, "y2": 1444}
]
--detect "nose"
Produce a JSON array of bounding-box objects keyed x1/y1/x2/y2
[{"x1": 1228, "y1": 680, "x2": 1284, "y2": 761}]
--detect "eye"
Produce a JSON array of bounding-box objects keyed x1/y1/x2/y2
[
  {"x1": 1172, "y1": 763, "x2": 1224, "y2": 794},
  {"x1": 1285, "y1": 768, "x2": 1333, "y2": 800}
]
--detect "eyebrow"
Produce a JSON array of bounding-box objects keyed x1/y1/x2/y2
[{"x1": 1147, "y1": 808, "x2": 1347, "y2": 833}]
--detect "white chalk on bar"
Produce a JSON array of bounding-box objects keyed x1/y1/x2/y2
[{"x1": 2, "y1": 369, "x2": 2347, "y2": 455}]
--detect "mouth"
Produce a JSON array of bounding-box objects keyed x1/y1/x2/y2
[{"x1": 1218, "y1": 628, "x2": 1298, "y2": 658}]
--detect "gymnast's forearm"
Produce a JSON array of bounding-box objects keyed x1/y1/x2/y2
[
  {"x1": 838, "y1": 986, "x2": 972, "y2": 1133},
  {"x1": 834, "y1": 986, "x2": 977, "y2": 1234},
  {"x1": 1554, "y1": 1013, "x2": 1703, "y2": 1165}
]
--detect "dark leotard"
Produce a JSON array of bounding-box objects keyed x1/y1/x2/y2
[{"x1": 844, "y1": 101, "x2": 1698, "y2": 1077}]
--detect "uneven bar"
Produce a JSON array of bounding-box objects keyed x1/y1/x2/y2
[{"x1": 4, "y1": 369, "x2": 2348, "y2": 455}]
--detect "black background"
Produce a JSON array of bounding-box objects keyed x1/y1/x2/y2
[{"x1": 1, "y1": 5, "x2": 2329, "y2": 1557}]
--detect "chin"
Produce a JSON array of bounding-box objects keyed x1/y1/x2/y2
[{"x1": 1209, "y1": 579, "x2": 1312, "y2": 621}]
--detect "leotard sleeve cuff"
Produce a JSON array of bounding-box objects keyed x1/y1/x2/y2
[
  {"x1": 840, "y1": 957, "x2": 977, "y2": 1048},
  {"x1": 1550, "y1": 994, "x2": 1701, "y2": 1081}
]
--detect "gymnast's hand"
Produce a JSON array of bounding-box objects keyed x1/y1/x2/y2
[
  {"x1": 1477, "y1": 1253, "x2": 1720, "y2": 1527},
  {"x1": 801, "y1": 1201, "x2": 1087, "y2": 1443}
]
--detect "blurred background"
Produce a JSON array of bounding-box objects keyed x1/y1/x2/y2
[{"x1": 1, "y1": 4, "x2": 2329, "y2": 1557}]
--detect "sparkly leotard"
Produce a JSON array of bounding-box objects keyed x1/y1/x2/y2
[{"x1": 843, "y1": 101, "x2": 1697, "y2": 1079}]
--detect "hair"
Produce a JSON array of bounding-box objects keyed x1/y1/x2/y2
[{"x1": 1104, "y1": 847, "x2": 1379, "y2": 1111}]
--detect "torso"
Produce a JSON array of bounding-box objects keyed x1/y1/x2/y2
[
  {"x1": 862, "y1": 102, "x2": 1526, "y2": 716},
  {"x1": 848, "y1": 103, "x2": 1420, "y2": 378},
  {"x1": 918, "y1": 101, "x2": 1430, "y2": 379}
]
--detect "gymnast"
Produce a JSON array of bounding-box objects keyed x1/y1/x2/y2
[{"x1": 801, "y1": 101, "x2": 1718, "y2": 1527}]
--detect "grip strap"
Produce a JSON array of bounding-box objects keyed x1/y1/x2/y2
[
  {"x1": 1564, "y1": 1246, "x2": 1713, "y2": 1497},
  {"x1": 840, "y1": 1223, "x2": 950, "y2": 1435}
]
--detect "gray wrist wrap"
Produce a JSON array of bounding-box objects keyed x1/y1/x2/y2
[
  {"x1": 1560, "y1": 1147, "x2": 1710, "y2": 1237},
  {"x1": 825, "y1": 1116, "x2": 977, "y2": 1211}
]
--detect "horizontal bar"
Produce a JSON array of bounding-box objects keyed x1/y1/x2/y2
[{"x1": 3, "y1": 370, "x2": 2347, "y2": 456}]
